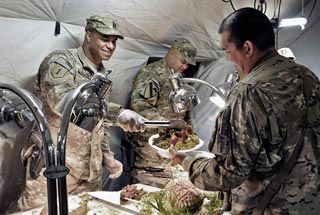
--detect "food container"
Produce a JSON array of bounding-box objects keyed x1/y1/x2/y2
[{"x1": 148, "y1": 134, "x2": 204, "y2": 158}]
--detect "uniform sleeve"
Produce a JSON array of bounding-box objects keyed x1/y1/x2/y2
[
  {"x1": 105, "y1": 102, "x2": 122, "y2": 122},
  {"x1": 303, "y1": 69, "x2": 320, "y2": 165},
  {"x1": 35, "y1": 55, "x2": 76, "y2": 112},
  {"x1": 100, "y1": 120, "x2": 114, "y2": 159},
  {"x1": 184, "y1": 85, "x2": 285, "y2": 191},
  {"x1": 130, "y1": 67, "x2": 166, "y2": 121}
]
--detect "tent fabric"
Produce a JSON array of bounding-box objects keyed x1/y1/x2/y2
[
  {"x1": 191, "y1": 58, "x2": 236, "y2": 150},
  {"x1": 0, "y1": 0, "x2": 319, "y2": 193},
  {"x1": 1, "y1": 0, "x2": 319, "y2": 91}
]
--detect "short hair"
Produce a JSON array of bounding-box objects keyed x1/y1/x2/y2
[{"x1": 218, "y1": 7, "x2": 275, "y2": 50}]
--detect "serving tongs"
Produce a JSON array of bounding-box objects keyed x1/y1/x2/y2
[{"x1": 143, "y1": 119, "x2": 187, "y2": 128}]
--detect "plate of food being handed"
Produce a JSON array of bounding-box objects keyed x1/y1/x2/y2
[{"x1": 148, "y1": 126, "x2": 204, "y2": 158}]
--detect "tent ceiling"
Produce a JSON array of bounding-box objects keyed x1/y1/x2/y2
[{"x1": 0, "y1": 0, "x2": 319, "y2": 93}]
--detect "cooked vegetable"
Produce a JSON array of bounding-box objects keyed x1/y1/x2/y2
[
  {"x1": 198, "y1": 192, "x2": 223, "y2": 215},
  {"x1": 153, "y1": 128, "x2": 200, "y2": 151}
]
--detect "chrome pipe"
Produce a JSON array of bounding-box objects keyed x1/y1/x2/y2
[
  {"x1": 0, "y1": 84, "x2": 57, "y2": 215},
  {"x1": 182, "y1": 77, "x2": 225, "y2": 99},
  {"x1": 56, "y1": 74, "x2": 111, "y2": 214}
]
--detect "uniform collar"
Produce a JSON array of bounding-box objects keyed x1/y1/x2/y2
[
  {"x1": 159, "y1": 58, "x2": 174, "y2": 75},
  {"x1": 77, "y1": 46, "x2": 106, "y2": 75},
  {"x1": 242, "y1": 50, "x2": 279, "y2": 82},
  {"x1": 251, "y1": 50, "x2": 278, "y2": 74}
]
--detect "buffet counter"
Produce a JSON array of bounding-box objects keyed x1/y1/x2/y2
[
  {"x1": 13, "y1": 185, "x2": 149, "y2": 215},
  {"x1": 12, "y1": 183, "x2": 230, "y2": 215}
]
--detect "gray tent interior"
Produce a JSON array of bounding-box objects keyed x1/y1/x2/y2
[{"x1": 0, "y1": 0, "x2": 319, "y2": 209}]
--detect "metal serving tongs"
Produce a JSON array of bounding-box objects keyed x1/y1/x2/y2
[{"x1": 143, "y1": 119, "x2": 187, "y2": 128}]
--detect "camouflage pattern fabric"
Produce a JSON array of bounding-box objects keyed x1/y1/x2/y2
[
  {"x1": 85, "y1": 15, "x2": 124, "y2": 40},
  {"x1": 172, "y1": 38, "x2": 197, "y2": 65},
  {"x1": 130, "y1": 59, "x2": 190, "y2": 170},
  {"x1": 182, "y1": 52, "x2": 320, "y2": 214},
  {"x1": 17, "y1": 47, "x2": 122, "y2": 211}
]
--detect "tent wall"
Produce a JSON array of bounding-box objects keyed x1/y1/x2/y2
[
  {"x1": 0, "y1": 0, "x2": 319, "y2": 93},
  {"x1": 0, "y1": 0, "x2": 319, "y2": 191}
]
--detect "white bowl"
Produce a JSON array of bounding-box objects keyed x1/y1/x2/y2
[{"x1": 148, "y1": 134, "x2": 204, "y2": 158}]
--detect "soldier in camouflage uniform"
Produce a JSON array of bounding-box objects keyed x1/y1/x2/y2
[
  {"x1": 14, "y1": 15, "x2": 146, "y2": 211},
  {"x1": 130, "y1": 38, "x2": 197, "y2": 186},
  {"x1": 169, "y1": 8, "x2": 320, "y2": 215}
]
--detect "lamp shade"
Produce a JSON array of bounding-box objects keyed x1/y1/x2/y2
[{"x1": 279, "y1": 17, "x2": 308, "y2": 30}]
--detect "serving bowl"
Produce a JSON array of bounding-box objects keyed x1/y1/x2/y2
[{"x1": 148, "y1": 134, "x2": 204, "y2": 158}]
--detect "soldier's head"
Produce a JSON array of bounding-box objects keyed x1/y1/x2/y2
[
  {"x1": 218, "y1": 7, "x2": 275, "y2": 76},
  {"x1": 83, "y1": 15, "x2": 124, "y2": 65},
  {"x1": 165, "y1": 38, "x2": 197, "y2": 73}
]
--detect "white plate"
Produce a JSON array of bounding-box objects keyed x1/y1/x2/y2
[
  {"x1": 120, "y1": 183, "x2": 161, "y2": 205},
  {"x1": 148, "y1": 134, "x2": 204, "y2": 158},
  {"x1": 88, "y1": 191, "x2": 121, "y2": 204},
  {"x1": 89, "y1": 184, "x2": 161, "y2": 212}
]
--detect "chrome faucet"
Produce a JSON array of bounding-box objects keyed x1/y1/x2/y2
[
  {"x1": 0, "y1": 84, "x2": 57, "y2": 215},
  {"x1": 168, "y1": 71, "x2": 239, "y2": 111},
  {"x1": 1, "y1": 73, "x2": 112, "y2": 214},
  {"x1": 56, "y1": 73, "x2": 112, "y2": 214}
]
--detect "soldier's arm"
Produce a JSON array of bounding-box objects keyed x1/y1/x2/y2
[
  {"x1": 105, "y1": 102, "x2": 122, "y2": 122},
  {"x1": 100, "y1": 119, "x2": 114, "y2": 159},
  {"x1": 303, "y1": 68, "x2": 320, "y2": 168},
  {"x1": 100, "y1": 102, "x2": 121, "y2": 160},
  {"x1": 182, "y1": 106, "x2": 250, "y2": 191},
  {"x1": 130, "y1": 68, "x2": 166, "y2": 120},
  {"x1": 36, "y1": 54, "x2": 76, "y2": 112},
  {"x1": 183, "y1": 85, "x2": 284, "y2": 191}
]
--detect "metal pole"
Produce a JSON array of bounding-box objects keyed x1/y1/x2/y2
[
  {"x1": 182, "y1": 77, "x2": 225, "y2": 99},
  {"x1": 56, "y1": 74, "x2": 111, "y2": 214},
  {"x1": 0, "y1": 84, "x2": 57, "y2": 215}
]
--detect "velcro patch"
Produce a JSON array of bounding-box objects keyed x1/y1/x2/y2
[
  {"x1": 50, "y1": 64, "x2": 68, "y2": 78},
  {"x1": 142, "y1": 79, "x2": 160, "y2": 99}
]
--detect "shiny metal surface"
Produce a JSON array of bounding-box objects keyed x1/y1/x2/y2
[
  {"x1": 169, "y1": 75, "x2": 232, "y2": 109},
  {"x1": 0, "y1": 84, "x2": 57, "y2": 215},
  {"x1": 182, "y1": 77, "x2": 225, "y2": 99},
  {"x1": 168, "y1": 73, "x2": 200, "y2": 113},
  {"x1": 144, "y1": 119, "x2": 187, "y2": 128},
  {"x1": 56, "y1": 73, "x2": 112, "y2": 214}
]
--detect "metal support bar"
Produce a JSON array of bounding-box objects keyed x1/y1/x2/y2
[
  {"x1": 56, "y1": 74, "x2": 111, "y2": 214},
  {"x1": 0, "y1": 84, "x2": 57, "y2": 215}
]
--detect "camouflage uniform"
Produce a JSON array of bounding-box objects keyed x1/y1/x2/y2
[
  {"x1": 17, "y1": 46, "x2": 122, "y2": 210},
  {"x1": 182, "y1": 52, "x2": 320, "y2": 214},
  {"x1": 130, "y1": 39, "x2": 197, "y2": 186},
  {"x1": 131, "y1": 59, "x2": 189, "y2": 167}
]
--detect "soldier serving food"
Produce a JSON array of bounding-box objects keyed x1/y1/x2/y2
[
  {"x1": 8, "y1": 15, "x2": 146, "y2": 213},
  {"x1": 130, "y1": 38, "x2": 197, "y2": 187}
]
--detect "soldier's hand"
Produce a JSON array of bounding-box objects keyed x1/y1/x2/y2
[
  {"x1": 103, "y1": 157, "x2": 123, "y2": 179},
  {"x1": 182, "y1": 124, "x2": 194, "y2": 134},
  {"x1": 116, "y1": 109, "x2": 146, "y2": 132},
  {"x1": 168, "y1": 144, "x2": 186, "y2": 166}
]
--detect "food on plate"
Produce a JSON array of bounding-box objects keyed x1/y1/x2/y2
[
  {"x1": 120, "y1": 184, "x2": 149, "y2": 202},
  {"x1": 153, "y1": 127, "x2": 200, "y2": 151},
  {"x1": 40, "y1": 193, "x2": 89, "y2": 215},
  {"x1": 200, "y1": 192, "x2": 223, "y2": 215},
  {"x1": 39, "y1": 192, "x2": 124, "y2": 215},
  {"x1": 140, "y1": 179, "x2": 204, "y2": 215}
]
